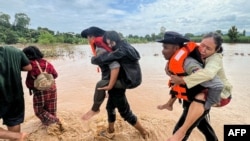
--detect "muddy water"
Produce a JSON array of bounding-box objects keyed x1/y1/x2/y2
[
  {"x1": 21, "y1": 43, "x2": 168, "y2": 117},
  {"x1": 21, "y1": 43, "x2": 250, "y2": 116},
  {"x1": 20, "y1": 43, "x2": 250, "y2": 140}
]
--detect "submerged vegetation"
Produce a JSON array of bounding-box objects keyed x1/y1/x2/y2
[{"x1": 13, "y1": 43, "x2": 79, "y2": 59}]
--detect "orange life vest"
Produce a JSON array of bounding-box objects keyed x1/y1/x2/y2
[
  {"x1": 168, "y1": 41, "x2": 198, "y2": 100},
  {"x1": 89, "y1": 36, "x2": 112, "y2": 72},
  {"x1": 90, "y1": 36, "x2": 112, "y2": 56}
]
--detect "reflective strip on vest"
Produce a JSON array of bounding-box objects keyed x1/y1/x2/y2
[{"x1": 168, "y1": 42, "x2": 198, "y2": 100}]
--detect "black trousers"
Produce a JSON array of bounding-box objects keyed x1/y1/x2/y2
[
  {"x1": 173, "y1": 101, "x2": 218, "y2": 141},
  {"x1": 92, "y1": 80, "x2": 124, "y2": 112},
  {"x1": 106, "y1": 88, "x2": 137, "y2": 125}
]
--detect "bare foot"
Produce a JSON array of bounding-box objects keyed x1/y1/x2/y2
[
  {"x1": 58, "y1": 119, "x2": 66, "y2": 132},
  {"x1": 82, "y1": 110, "x2": 100, "y2": 120},
  {"x1": 141, "y1": 130, "x2": 149, "y2": 139},
  {"x1": 18, "y1": 132, "x2": 28, "y2": 141},
  {"x1": 167, "y1": 128, "x2": 185, "y2": 141},
  {"x1": 157, "y1": 104, "x2": 173, "y2": 111}
]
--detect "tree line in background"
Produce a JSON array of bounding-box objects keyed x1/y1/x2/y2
[{"x1": 1, "y1": 12, "x2": 250, "y2": 45}]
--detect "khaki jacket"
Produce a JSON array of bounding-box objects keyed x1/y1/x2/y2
[{"x1": 183, "y1": 53, "x2": 232, "y2": 99}]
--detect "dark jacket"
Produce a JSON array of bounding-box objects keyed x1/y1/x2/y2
[{"x1": 91, "y1": 40, "x2": 142, "y2": 88}]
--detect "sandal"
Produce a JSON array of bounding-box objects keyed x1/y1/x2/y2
[{"x1": 99, "y1": 129, "x2": 115, "y2": 139}]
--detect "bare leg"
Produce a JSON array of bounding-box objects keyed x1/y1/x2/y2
[
  {"x1": 167, "y1": 93, "x2": 205, "y2": 141},
  {"x1": 133, "y1": 121, "x2": 149, "y2": 139},
  {"x1": 0, "y1": 127, "x2": 28, "y2": 141},
  {"x1": 18, "y1": 132, "x2": 28, "y2": 141},
  {"x1": 105, "y1": 92, "x2": 109, "y2": 98},
  {"x1": 7, "y1": 125, "x2": 21, "y2": 132},
  {"x1": 157, "y1": 97, "x2": 177, "y2": 111},
  {"x1": 83, "y1": 81, "x2": 107, "y2": 121},
  {"x1": 82, "y1": 110, "x2": 100, "y2": 120}
]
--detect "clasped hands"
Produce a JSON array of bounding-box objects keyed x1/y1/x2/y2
[{"x1": 170, "y1": 75, "x2": 185, "y2": 85}]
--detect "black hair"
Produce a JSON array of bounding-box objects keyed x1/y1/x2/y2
[
  {"x1": 23, "y1": 46, "x2": 44, "y2": 60},
  {"x1": 203, "y1": 32, "x2": 223, "y2": 53},
  {"x1": 81, "y1": 26, "x2": 105, "y2": 38},
  {"x1": 103, "y1": 31, "x2": 122, "y2": 44},
  {"x1": 189, "y1": 47, "x2": 204, "y2": 65}
]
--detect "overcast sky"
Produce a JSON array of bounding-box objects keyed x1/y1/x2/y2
[{"x1": 1, "y1": 0, "x2": 250, "y2": 36}]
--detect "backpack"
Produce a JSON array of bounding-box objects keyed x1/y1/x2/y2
[
  {"x1": 120, "y1": 61, "x2": 142, "y2": 89},
  {"x1": 214, "y1": 85, "x2": 232, "y2": 107},
  {"x1": 33, "y1": 61, "x2": 54, "y2": 91}
]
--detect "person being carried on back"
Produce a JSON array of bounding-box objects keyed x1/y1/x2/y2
[
  {"x1": 81, "y1": 27, "x2": 126, "y2": 120},
  {"x1": 157, "y1": 32, "x2": 232, "y2": 114},
  {"x1": 156, "y1": 31, "x2": 224, "y2": 141},
  {"x1": 91, "y1": 30, "x2": 147, "y2": 139},
  {"x1": 157, "y1": 41, "x2": 199, "y2": 111}
]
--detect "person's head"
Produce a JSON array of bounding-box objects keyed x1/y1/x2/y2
[
  {"x1": 103, "y1": 31, "x2": 122, "y2": 48},
  {"x1": 199, "y1": 32, "x2": 223, "y2": 59},
  {"x1": 157, "y1": 31, "x2": 189, "y2": 60},
  {"x1": 81, "y1": 26, "x2": 106, "y2": 42},
  {"x1": 23, "y1": 46, "x2": 44, "y2": 60}
]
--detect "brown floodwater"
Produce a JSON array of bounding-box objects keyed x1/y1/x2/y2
[
  {"x1": 21, "y1": 43, "x2": 250, "y2": 117},
  {"x1": 17, "y1": 43, "x2": 250, "y2": 140}
]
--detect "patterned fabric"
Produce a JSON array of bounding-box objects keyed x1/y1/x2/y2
[
  {"x1": 26, "y1": 59, "x2": 58, "y2": 89},
  {"x1": 33, "y1": 84, "x2": 59, "y2": 125},
  {"x1": 25, "y1": 58, "x2": 59, "y2": 125}
]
